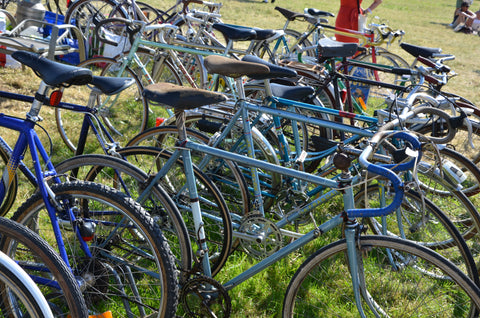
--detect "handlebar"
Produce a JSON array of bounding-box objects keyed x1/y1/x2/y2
[
  {"x1": 345, "y1": 105, "x2": 455, "y2": 218},
  {"x1": 347, "y1": 131, "x2": 420, "y2": 218},
  {"x1": 94, "y1": 18, "x2": 179, "y2": 46}
]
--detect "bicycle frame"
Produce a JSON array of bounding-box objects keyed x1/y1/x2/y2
[{"x1": 0, "y1": 85, "x2": 90, "y2": 272}]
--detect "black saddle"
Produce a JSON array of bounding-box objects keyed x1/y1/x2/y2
[
  {"x1": 12, "y1": 51, "x2": 92, "y2": 87},
  {"x1": 212, "y1": 23, "x2": 257, "y2": 41},
  {"x1": 400, "y1": 42, "x2": 442, "y2": 59},
  {"x1": 143, "y1": 83, "x2": 227, "y2": 111},
  {"x1": 317, "y1": 38, "x2": 358, "y2": 59}
]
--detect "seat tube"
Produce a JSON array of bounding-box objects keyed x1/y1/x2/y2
[
  {"x1": 176, "y1": 110, "x2": 212, "y2": 276},
  {"x1": 236, "y1": 79, "x2": 265, "y2": 215}
]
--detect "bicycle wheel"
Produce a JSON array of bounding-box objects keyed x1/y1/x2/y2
[
  {"x1": 283, "y1": 235, "x2": 480, "y2": 317},
  {"x1": 54, "y1": 154, "x2": 193, "y2": 283},
  {"x1": 126, "y1": 125, "x2": 251, "y2": 216},
  {"x1": 11, "y1": 181, "x2": 179, "y2": 318},
  {"x1": 414, "y1": 97, "x2": 480, "y2": 165},
  {"x1": 0, "y1": 250, "x2": 54, "y2": 317},
  {"x1": 355, "y1": 185, "x2": 479, "y2": 281},
  {"x1": 115, "y1": 146, "x2": 234, "y2": 277},
  {"x1": 64, "y1": 0, "x2": 129, "y2": 54},
  {"x1": 0, "y1": 216, "x2": 88, "y2": 317},
  {"x1": 55, "y1": 56, "x2": 148, "y2": 152}
]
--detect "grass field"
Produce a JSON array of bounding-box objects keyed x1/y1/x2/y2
[{"x1": 0, "y1": 0, "x2": 479, "y2": 316}]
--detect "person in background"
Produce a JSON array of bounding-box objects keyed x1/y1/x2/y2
[
  {"x1": 335, "y1": 0, "x2": 383, "y2": 43},
  {"x1": 456, "y1": 5, "x2": 480, "y2": 33},
  {"x1": 451, "y1": 0, "x2": 473, "y2": 25},
  {"x1": 451, "y1": 1, "x2": 477, "y2": 31}
]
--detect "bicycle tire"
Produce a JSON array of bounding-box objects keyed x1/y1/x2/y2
[
  {"x1": 54, "y1": 154, "x2": 193, "y2": 283},
  {"x1": 283, "y1": 235, "x2": 480, "y2": 317},
  {"x1": 0, "y1": 216, "x2": 88, "y2": 317},
  {"x1": 11, "y1": 181, "x2": 179, "y2": 318},
  {"x1": 451, "y1": 117, "x2": 480, "y2": 164},
  {"x1": 0, "y1": 144, "x2": 17, "y2": 216},
  {"x1": 355, "y1": 185, "x2": 479, "y2": 281},
  {"x1": 55, "y1": 56, "x2": 148, "y2": 152},
  {"x1": 45, "y1": 0, "x2": 64, "y2": 16},
  {"x1": 115, "y1": 146, "x2": 234, "y2": 277},
  {"x1": 0, "y1": 250, "x2": 54, "y2": 317}
]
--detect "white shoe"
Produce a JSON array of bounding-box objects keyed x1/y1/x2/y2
[{"x1": 454, "y1": 23, "x2": 465, "y2": 32}]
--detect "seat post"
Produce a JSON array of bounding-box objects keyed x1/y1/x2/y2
[{"x1": 175, "y1": 109, "x2": 188, "y2": 141}]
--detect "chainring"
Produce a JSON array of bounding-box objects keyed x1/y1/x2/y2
[
  {"x1": 238, "y1": 213, "x2": 283, "y2": 259},
  {"x1": 180, "y1": 276, "x2": 231, "y2": 318}
]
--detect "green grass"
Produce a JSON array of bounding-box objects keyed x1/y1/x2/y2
[{"x1": 1, "y1": 0, "x2": 480, "y2": 316}]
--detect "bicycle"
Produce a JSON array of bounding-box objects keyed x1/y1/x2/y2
[
  {"x1": 0, "y1": 50, "x2": 180, "y2": 317},
  {"x1": 139, "y1": 76, "x2": 480, "y2": 316}
]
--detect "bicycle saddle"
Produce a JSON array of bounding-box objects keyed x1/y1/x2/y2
[
  {"x1": 400, "y1": 42, "x2": 442, "y2": 59},
  {"x1": 275, "y1": 7, "x2": 324, "y2": 25},
  {"x1": 91, "y1": 76, "x2": 136, "y2": 96},
  {"x1": 304, "y1": 8, "x2": 335, "y2": 18},
  {"x1": 275, "y1": 6, "x2": 308, "y2": 21},
  {"x1": 204, "y1": 55, "x2": 270, "y2": 78},
  {"x1": 11, "y1": 51, "x2": 92, "y2": 87},
  {"x1": 242, "y1": 55, "x2": 297, "y2": 79},
  {"x1": 317, "y1": 38, "x2": 358, "y2": 59},
  {"x1": 270, "y1": 83, "x2": 315, "y2": 102},
  {"x1": 143, "y1": 83, "x2": 227, "y2": 111},
  {"x1": 212, "y1": 23, "x2": 257, "y2": 41}
]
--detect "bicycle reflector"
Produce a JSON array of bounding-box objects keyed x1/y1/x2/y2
[{"x1": 49, "y1": 90, "x2": 63, "y2": 106}]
